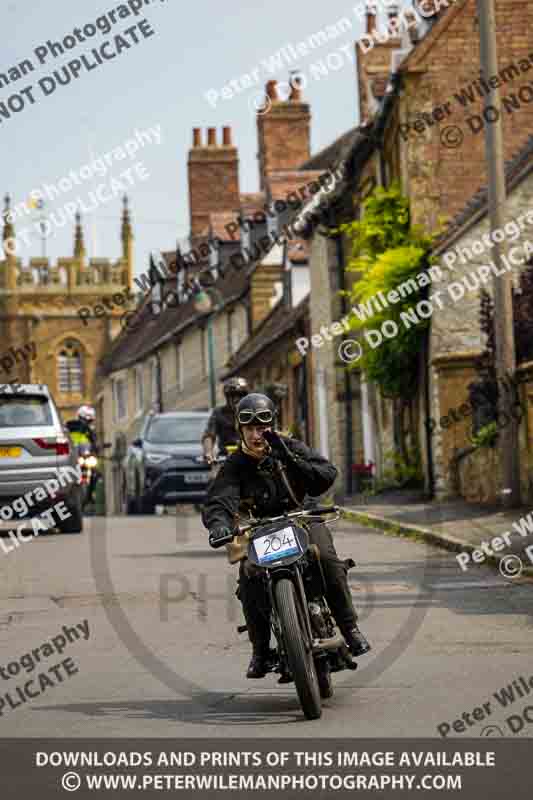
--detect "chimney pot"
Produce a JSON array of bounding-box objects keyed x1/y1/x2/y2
[
  {"x1": 222, "y1": 126, "x2": 232, "y2": 146},
  {"x1": 265, "y1": 80, "x2": 279, "y2": 101},
  {"x1": 289, "y1": 76, "x2": 303, "y2": 102},
  {"x1": 193, "y1": 128, "x2": 202, "y2": 147},
  {"x1": 207, "y1": 127, "x2": 217, "y2": 146},
  {"x1": 367, "y1": 5, "x2": 377, "y2": 34}
]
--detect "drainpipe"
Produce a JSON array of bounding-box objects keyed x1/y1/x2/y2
[
  {"x1": 315, "y1": 365, "x2": 330, "y2": 460},
  {"x1": 422, "y1": 320, "x2": 435, "y2": 498},
  {"x1": 155, "y1": 352, "x2": 163, "y2": 412},
  {"x1": 334, "y1": 230, "x2": 354, "y2": 496}
]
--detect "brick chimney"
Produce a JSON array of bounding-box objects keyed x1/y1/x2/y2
[
  {"x1": 188, "y1": 126, "x2": 240, "y2": 237},
  {"x1": 256, "y1": 77, "x2": 311, "y2": 191},
  {"x1": 356, "y1": 4, "x2": 402, "y2": 122}
]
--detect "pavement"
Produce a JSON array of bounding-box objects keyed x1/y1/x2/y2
[{"x1": 341, "y1": 489, "x2": 533, "y2": 579}]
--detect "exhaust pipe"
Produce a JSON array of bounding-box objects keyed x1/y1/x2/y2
[{"x1": 312, "y1": 633, "x2": 345, "y2": 652}]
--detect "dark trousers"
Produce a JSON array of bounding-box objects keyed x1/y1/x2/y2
[{"x1": 238, "y1": 521, "x2": 358, "y2": 653}]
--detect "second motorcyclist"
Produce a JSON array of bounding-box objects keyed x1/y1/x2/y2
[
  {"x1": 201, "y1": 377, "x2": 249, "y2": 475},
  {"x1": 66, "y1": 405, "x2": 99, "y2": 506},
  {"x1": 202, "y1": 392, "x2": 371, "y2": 680}
]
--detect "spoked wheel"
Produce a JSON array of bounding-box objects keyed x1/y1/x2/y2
[
  {"x1": 274, "y1": 578, "x2": 321, "y2": 720},
  {"x1": 315, "y1": 658, "x2": 334, "y2": 699}
]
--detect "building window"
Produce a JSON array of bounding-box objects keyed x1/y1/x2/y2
[
  {"x1": 135, "y1": 367, "x2": 144, "y2": 413},
  {"x1": 175, "y1": 344, "x2": 183, "y2": 393},
  {"x1": 57, "y1": 341, "x2": 83, "y2": 393},
  {"x1": 113, "y1": 377, "x2": 127, "y2": 422}
]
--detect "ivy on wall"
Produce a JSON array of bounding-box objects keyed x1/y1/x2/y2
[{"x1": 339, "y1": 183, "x2": 437, "y2": 398}]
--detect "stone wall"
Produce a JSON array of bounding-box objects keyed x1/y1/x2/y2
[{"x1": 429, "y1": 167, "x2": 533, "y2": 499}]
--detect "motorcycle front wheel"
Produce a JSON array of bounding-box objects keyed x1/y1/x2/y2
[
  {"x1": 274, "y1": 578, "x2": 321, "y2": 720},
  {"x1": 315, "y1": 658, "x2": 334, "y2": 699}
]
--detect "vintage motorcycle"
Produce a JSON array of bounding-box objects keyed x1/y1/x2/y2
[{"x1": 209, "y1": 505, "x2": 357, "y2": 720}]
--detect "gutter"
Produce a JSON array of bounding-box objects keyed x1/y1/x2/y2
[{"x1": 340, "y1": 506, "x2": 533, "y2": 580}]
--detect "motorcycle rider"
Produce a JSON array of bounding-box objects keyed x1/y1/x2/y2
[
  {"x1": 201, "y1": 377, "x2": 249, "y2": 470},
  {"x1": 66, "y1": 405, "x2": 98, "y2": 450},
  {"x1": 66, "y1": 405, "x2": 98, "y2": 504},
  {"x1": 203, "y1": 392, "x2": 371, "y2": 680}
]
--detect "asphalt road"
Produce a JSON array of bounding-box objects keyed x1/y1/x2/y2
[{"x1": 0, "y1": 509, "x2": 532, "y2": 738}]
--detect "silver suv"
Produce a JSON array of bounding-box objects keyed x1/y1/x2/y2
[{"x1": 0, "y1": 384, "x2": 83, "y2": 533}]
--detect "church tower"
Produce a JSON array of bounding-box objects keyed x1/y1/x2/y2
[{"x1": 0, "y1": 197, "x2": 134, "y2": 418}]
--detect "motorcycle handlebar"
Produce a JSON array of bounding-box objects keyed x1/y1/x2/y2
[
  {"x1": 208, "y1": 532, "x2": 234, "y2": 548},
  {"x1": 305, "y1": 505, "x2": 339, "y2": 516},
  {"x1": 237, "y1": 505, "x2": 339, "y2": 535}
]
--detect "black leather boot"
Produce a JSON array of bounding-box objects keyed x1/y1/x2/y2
[
  {"x1": 246, "y1": 648, "x2": 272, "y2": 679},
  {"x1": 341, "y1": 624, "x2": 372, "y2": 657}
]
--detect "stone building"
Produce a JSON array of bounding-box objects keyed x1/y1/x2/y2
[
  {"x1": 429, "y1": 137, "x2": 533, "y2": 501},
  {"x1": 302, "y1": 0, "x2": 533, "y2": 502},
  {"x1": 0, "y1": 194, "x2": 133, "y2": 421}
]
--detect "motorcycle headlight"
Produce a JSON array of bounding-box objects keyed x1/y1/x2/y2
[
  {"x1": 146, "y1": 452, "x2": 169, "y2": 464},
  {"x1": 86, "y1": 455, "x2": 98, "y2": 468},
  {"x1": 78, "y1": 456, "x2": 86, "y2": 465}
]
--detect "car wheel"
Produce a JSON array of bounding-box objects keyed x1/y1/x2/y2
[
  {"x1": 126, "y1": 495, "x2": 138, "y2": 515},
  {"x1": 131, "y1": 474, "x2": 143, "y2": 514},
  {"x1": 123, "y1": 479, "x2": 137, "y2": 515},
  {"x1": 139, "y1": 494, "x2": 155, "y2": 515},
  {"x1": 58, "y1": 498, "x2": 83, "y2": 534}
]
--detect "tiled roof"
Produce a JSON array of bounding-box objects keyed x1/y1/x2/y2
[
  {"x1": 267, "y1": 170, "x2": 325, "y2": 201},
  {"x1": 224, "y1": 294, "x2": 309, "y2": 376},
  {"x1": 209, "y1": 211, "x2": 241, "y2": 241},
  {"x1": 299, "y1": 126, "x2": 362, "y2": 172},
  {"x1": 99, "y1": 245, "x2": 251, "y2": 376},
  {"x1": 240, "y1": 192, "x2": 267, "y2": 216}
]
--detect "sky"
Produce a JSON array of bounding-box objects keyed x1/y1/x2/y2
[{"x1": 0, "y1": 0, "x2": 412, "y2": 277}]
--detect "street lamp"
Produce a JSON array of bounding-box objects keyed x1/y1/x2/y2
[{"x1": 192, "y1": 285, "x2": 223, "y2": 410}]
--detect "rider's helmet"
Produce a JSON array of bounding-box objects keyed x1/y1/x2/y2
[
  {"x1": 223, "y1": 377, "x2": 249, "y2": 406},
  {"x1": 77, "y1": 405, "x2": 96, "y2": 424},
  {"x1": 236, "y1": 393, "x2": 276, "y2": 431}
]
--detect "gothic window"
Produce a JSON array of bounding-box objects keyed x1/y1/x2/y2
[{"x1": 57, "y1": 341, "x2": 83, "y2": 393}]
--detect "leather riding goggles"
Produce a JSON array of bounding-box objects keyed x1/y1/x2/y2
[{"x1": 237, "y1": 409, "x2": 274, "y2": 426}]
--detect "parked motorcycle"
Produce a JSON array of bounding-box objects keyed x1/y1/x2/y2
[
  {"x1": 209, "y1": 505, "x2": 357, "y2": 720},
  {"x1": 77, "y1": 444, "x2": 98, "y2": 508}
]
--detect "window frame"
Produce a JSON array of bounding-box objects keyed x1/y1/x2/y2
[
  {"x1": 113, "y1": 376, "x2": 127, "y2": 423},
  {"x1": 57, "y1": 340, "x2": 83, "y2": 394},
  {"x1": 134, "y1": 366, "x2": 144, "y2": 414}
]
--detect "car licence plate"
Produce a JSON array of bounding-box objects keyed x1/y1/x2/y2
[
  {"x1": 0, "y1": 447, "x2": 21, "y2": 457},
  {"x1": 254, "y1": 526, "x2": 301, "y2": 563},
  {"x1": 184, "y1": 473, "x2": 209, "y2": 484}
]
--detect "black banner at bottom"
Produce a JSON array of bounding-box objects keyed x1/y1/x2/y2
[{"x1": 1, "y1": 739, "x2": 530, "y2": 798}]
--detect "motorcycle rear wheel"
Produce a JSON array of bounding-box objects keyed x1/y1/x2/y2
[{"x1": 274, "y1": 578, "x2": 321, "y2": 720}]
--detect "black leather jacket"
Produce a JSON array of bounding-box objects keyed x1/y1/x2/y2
[
  {"x1": 201, "y1": 404, "x2": 239, "y2": 454},
  {"x1": 202, "y1": 435, "x2": 337, "y2": 531}
]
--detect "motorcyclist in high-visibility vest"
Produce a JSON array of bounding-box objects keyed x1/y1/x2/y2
[
  {"x1": 66, "y1": 406, "x2": 98, "y2": 505},
  {"x1": 66, "y1": 405, "x2": 97, "y2": 450}
]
